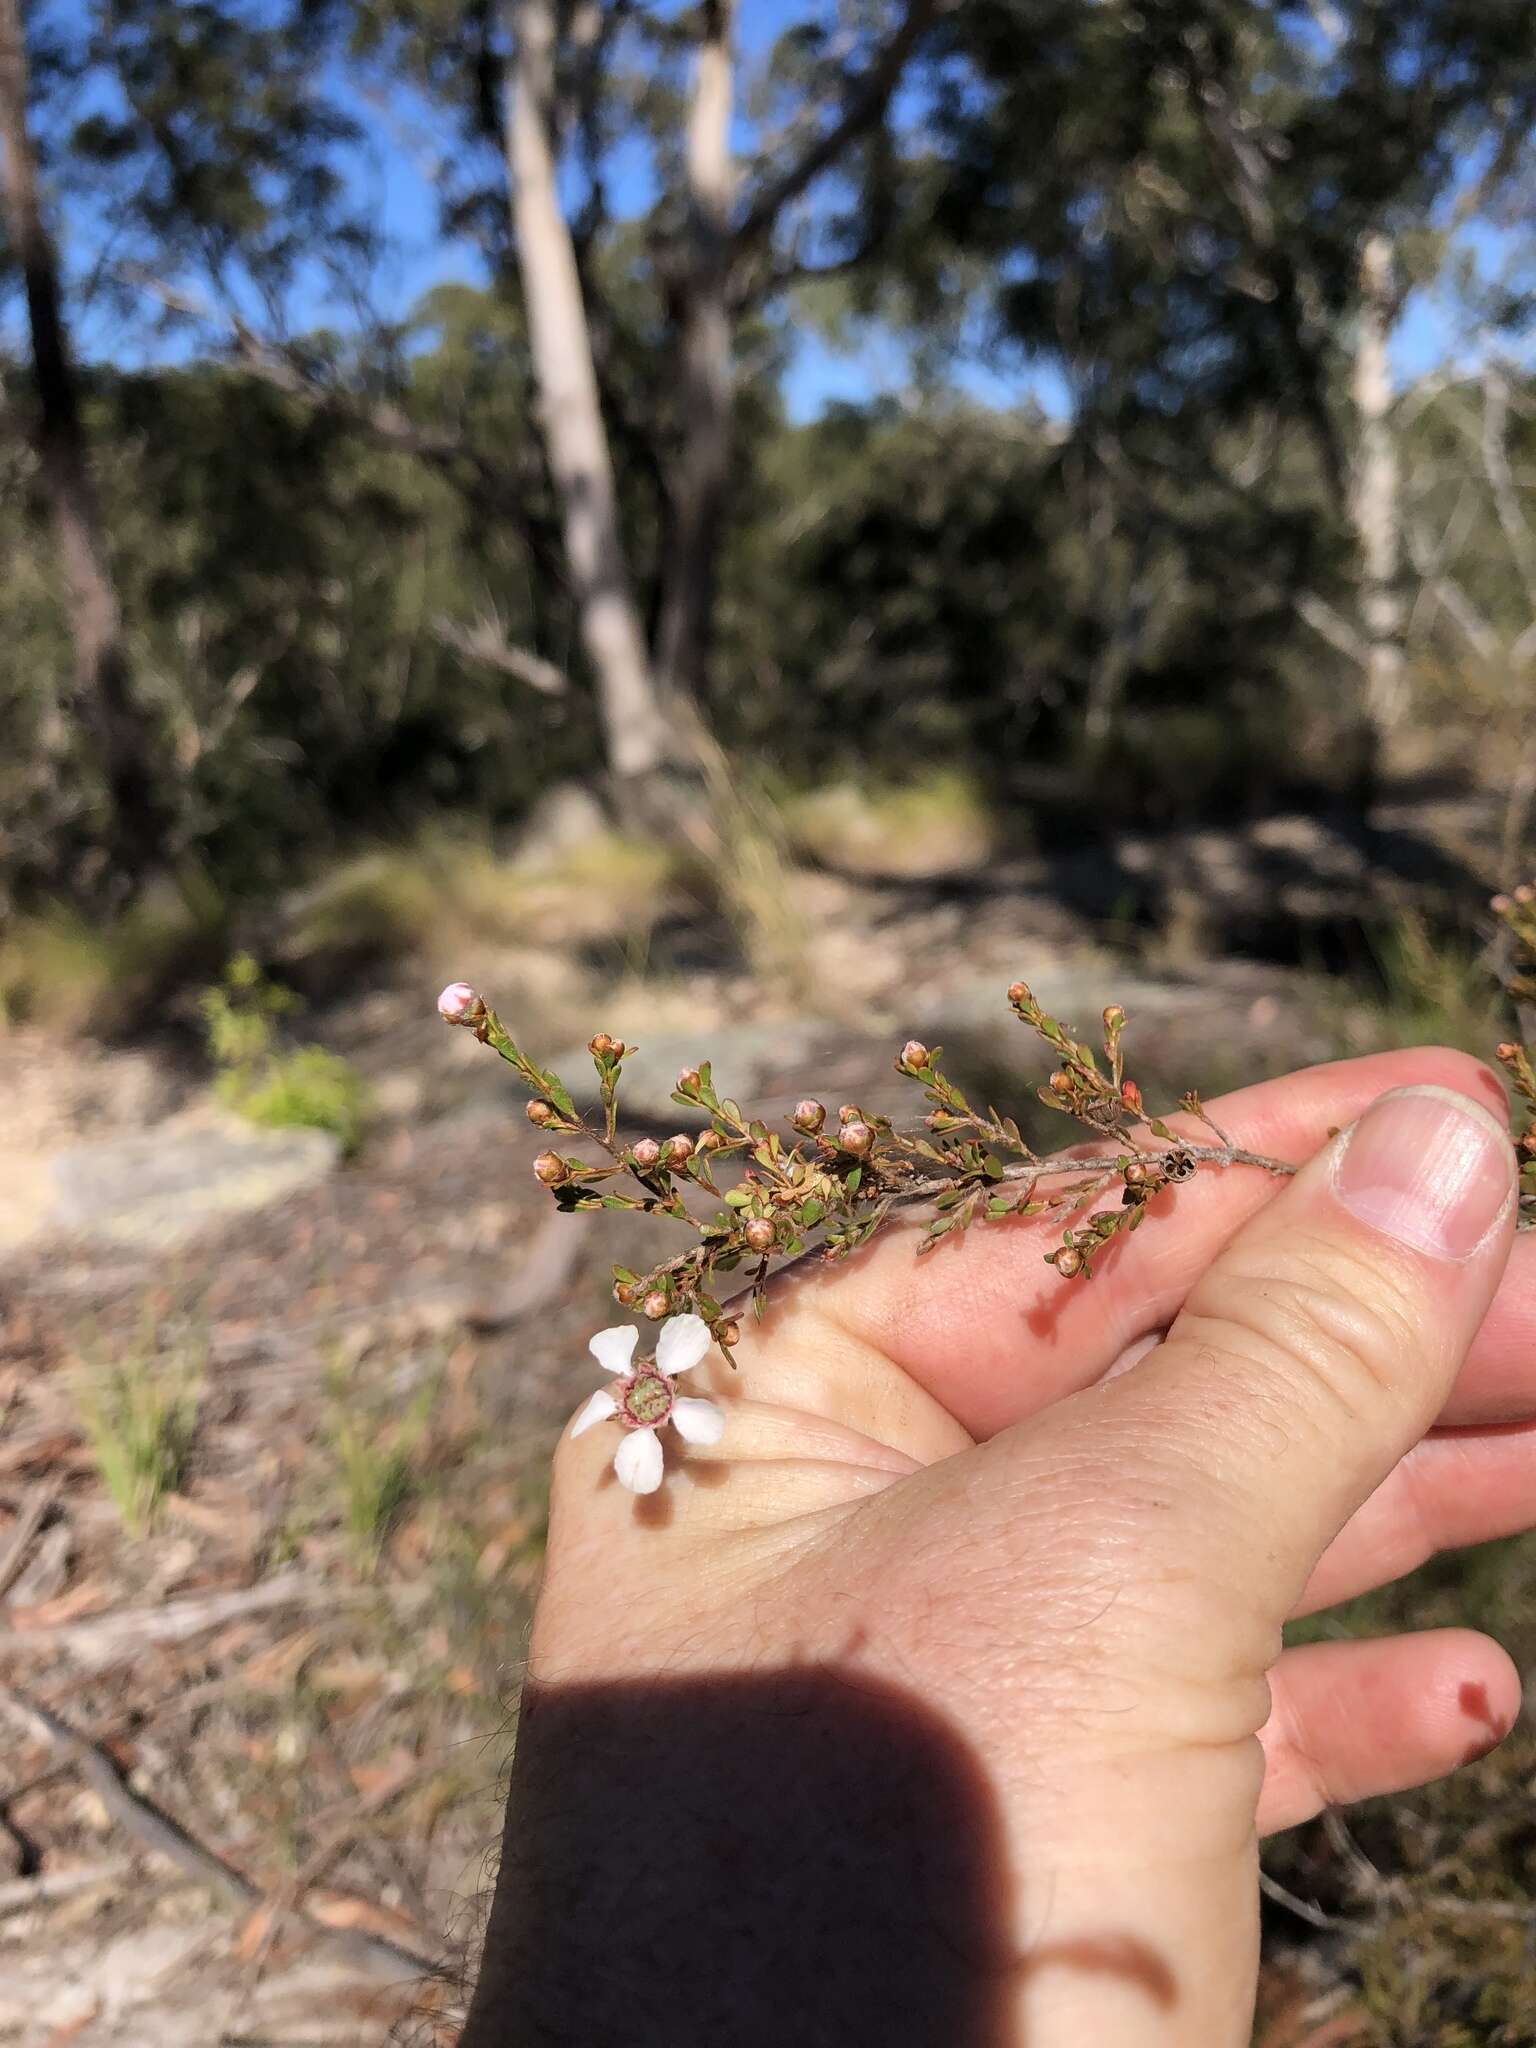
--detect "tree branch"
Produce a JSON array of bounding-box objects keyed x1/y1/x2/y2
[
  {"x1": 730, "y1": 0, "x2": 942, "y2": 259},
  {"x1": 432, "y1": 613, "x2": 569, "y2": 693}
]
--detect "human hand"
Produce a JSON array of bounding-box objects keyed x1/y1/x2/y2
[{"x1": 464, "y1": 1048, "x2": 1531, "y2": 2047}]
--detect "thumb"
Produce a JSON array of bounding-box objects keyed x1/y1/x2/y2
[{"x1": 1119, "y1": 1083, "x2": 1517, "y2": 1615}]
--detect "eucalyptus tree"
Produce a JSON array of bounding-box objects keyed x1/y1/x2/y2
[
  {"x1": 362, "y1": 0, "x2": 946, "y2": 811},
  {"x1": 911, "y1": 0, "x2": 1536, "y2": 778},
  {"x1": 0, "y1": 0, "x2": 366, "y2": 894}
]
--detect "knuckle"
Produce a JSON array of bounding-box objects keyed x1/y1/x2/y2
[{"x1": 1185, "y1": 1230, "x2": 1426, "y2": 1426}]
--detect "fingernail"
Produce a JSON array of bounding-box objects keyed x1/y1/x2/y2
[{"x1": 1334, "y1": 1085, "x2": 1514, "y2": 1260}]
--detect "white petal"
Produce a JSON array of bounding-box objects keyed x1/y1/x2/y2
[
  {"x1": 589, "y1": 1325, "x2": 640, "y2": 1380},
  {"x1": 613, "y1": 1427, "x2": 664, "y2": 1494},
  {"x1": 670, "y1": 1397, "x2": 725, "y2": 1447},
  {"x1": 570, "y1": 1389, "x2": 618, "y2": 1439},
  {"x1": 655, "y1": 1313, "x2": 712, "y2": 1377}
]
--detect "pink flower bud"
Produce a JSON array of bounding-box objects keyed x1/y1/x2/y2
[
  {"x1": 898, "y1": 1040, "x2": 929, "y2": 1072},
  {"x1": 791, "y1": 1099, "x2": 825, "y2": 1134},
  {"x1": 437, "y1": 981, "x2": 484, "y2": 1025},
  {"x1": 613, "y1": 1280, "x2": 637, "y2": 1306},
  {"x1": 676, "y1": 1067, "x2": 703, "y2": 1095},
  {"x1": 631, "y1": 1138, "x2": 662, "y2": 1171},
  {"x1": 663, "y1": 1134, "x2": 694, "y2": 1168},
  {"x1": 526, "y1": 1099, "x2": 557, "y2": 1128},
  {"x1": 838, "y1": 1120, "x2": 874, "y2": 1157},
  {"x1": 533, "y1": 1151, "x2": 566, "y2": 1185},
  {"x1": 1102, "y1": 1005, "x2": 1125, "y2": 1032},
  {"x1": 743, "y1": 1217, "x2": 775, "y2": 1254},
  {"x1": 1120, "y1": 1079, "x2": 1143, "y2": 1113},
  {"x1": 588, "y1": 1032, "x2": 615, "y2": 1057},
  {"x1": 1007, "y1": 981, "x2": 1030, "y2": 1006},
  {"x1": 1517, "y1": 884, "x2": 1535, "y2": 905},
  {"x1": 1052, "y1": 1246, "x2": 1084, "y2": 1278},
  {"x1": 642, "y1": 1290, "x2": 670, "y2": 1321},
  {"x1": 1492, "y1": 894, "x2": 1513, "y2": 915},
  {"x1": 716, "y1": 1317, "x2": 740, "y2": 1347}
]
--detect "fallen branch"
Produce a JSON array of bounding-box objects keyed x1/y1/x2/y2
[
  {"x1": 0, "y1": 1857, "x2": 134, "y2": 1919},
  {"x1": 0, "y1": 1684, "x2": 436, "y2": 1981},
  {"x1": 241, "y1": 1750, "x2": 452, "y2": 1981},
  {"x1": 0, "y1": 1572, "x2": 343, "y2": 1669}
]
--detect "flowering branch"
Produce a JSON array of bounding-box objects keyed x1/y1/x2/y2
[
  {"x1": 437, "y1": 974, "x2": 1298, "y2": 1349},
  {"x1": 1490, "y1": 886, "x2": 1536, "y2": 1227}
]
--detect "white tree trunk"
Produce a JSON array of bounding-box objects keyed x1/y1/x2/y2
[
  {"x1": 504, "y1": 0, "x2": 673, "y2": 783},
  {"x1": 1351, "y1": 230, "x2": 1407, "y2": 741},
  {"x1": 655, "y1": 0, "x2": 736, "y2": 708}
]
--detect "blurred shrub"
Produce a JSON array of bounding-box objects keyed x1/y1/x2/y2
[
  {"x1": 0, "y1": 879, "x2": 226, "y2": 1033},
  {"x1": 201, "y1": 952, "x2": 369, "y2": 1152}
]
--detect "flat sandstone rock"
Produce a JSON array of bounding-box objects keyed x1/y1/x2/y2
[{"x1": 1, "y1": 1124, "x2": 341, "y2": 1253}]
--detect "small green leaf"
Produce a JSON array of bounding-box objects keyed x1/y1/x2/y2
[
  {"x1": 800, "y1": 1199, "x2": 825, "y2": 1226},
  {"x1": 1149, "y1": 1119, "x2": 1175, "y2": 1140},
  {"x1": 845, "y1": 1166, "x2": 863, "y2": 1193}
]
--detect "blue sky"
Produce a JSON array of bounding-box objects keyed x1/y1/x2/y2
[{"x1": 42, "y1": 0, "x2": 1532, "y2": 419}]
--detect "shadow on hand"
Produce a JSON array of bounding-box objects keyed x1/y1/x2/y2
[{"x1": 461, "y1": 1660, "x2": 1177, "y2": 2045}]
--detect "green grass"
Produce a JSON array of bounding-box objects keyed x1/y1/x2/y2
[
  {"x1": 1358, "y1": 911, "x2": 1506, "y2": 1058},
  {"x1": 325, "y1": 1372, "x2": 437, "y2": 1568},
  {"x1": 784, "y1": 768, "x2": 996, "y2": 877},
  {"x1": 73, "y1": 1316, "x2": 202, "y2": 1537},
  {"x1": 288, "y1": 827, "x2": 683, "y2": 964}
]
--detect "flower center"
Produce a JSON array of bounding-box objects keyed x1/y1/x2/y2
[{"x1": 619, "y1": 1368, "x2": 674, "y2": 1429}]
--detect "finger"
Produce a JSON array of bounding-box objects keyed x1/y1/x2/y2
[
  {"x1": 1295, "y1": 1420, "x2": 1536, "y2": 1615},
  {"x1": 1435, "y1": 1234, "x2": 1536, "y2": 1422},
  {"x1": 1257, "y1": 1631, "x2": 1519, "y2": 1834},
  {"x1": 757, "y1": 1047, "x2": 1512, "y2": 1437},
  {"x1": 1120, "y1": 1083, "x2": 1517, "y2": 1611}
]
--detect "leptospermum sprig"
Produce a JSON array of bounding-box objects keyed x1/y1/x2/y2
[
  {"x1": 1489, "y1": 885, "x2": 1536, "y2": 1228},
  {"x1": 436, "y1": 975, "x2": 1304, "y2": 1359}
]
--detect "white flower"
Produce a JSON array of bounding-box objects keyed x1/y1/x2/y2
[{"x1": 570, "y1": 1312, "x2": 725, "y2": 1494}]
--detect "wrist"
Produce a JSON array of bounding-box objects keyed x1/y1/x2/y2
[{"x1": 462, "y1": 1657, "x2": 1266, "y2": 2048}]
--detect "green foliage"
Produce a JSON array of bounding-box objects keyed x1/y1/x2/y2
[
  {"x1": 73, "y1": 1314, "x2": 202, "y2": 1538},
  {"x1": 200, "y1": 952, "x2": 369, "y2": 1153}
]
